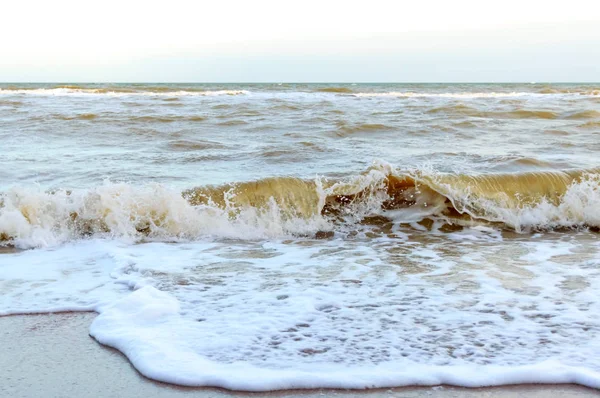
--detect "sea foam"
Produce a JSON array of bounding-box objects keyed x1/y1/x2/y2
[
  {"x1": 84, "y1": 235, "x2": 600, "y2": 390},
  {"x1": 2, "y1": 203, "x2": 600, "y2": 390}
]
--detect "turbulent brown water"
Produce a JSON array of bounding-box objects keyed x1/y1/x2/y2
[
  {"x1": 187, "y1": 166, "x2": 600, "y2": 225},
  {"x1": 1, "y1": 83, "x2": 600, "y2": 391},
  {"x1": 1, "y1": 82, "x2": 599, "y2": 244}
]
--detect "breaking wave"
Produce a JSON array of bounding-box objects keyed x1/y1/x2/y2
[
  {"x1": 0, "y1": 88, "x2": 249, "y2": 97},
  {"x1": 2, "y1": 86, "x2": 599, "y2": 99},
  {"x1": 1, "y1": 162, "x2": 599, "y2": 248},
  {"x1": 353, "y1": 92, "x2": 539, "y2": 98},
  {"x1": 351, "y1": 91, "x2": 600, "y2": 98}
]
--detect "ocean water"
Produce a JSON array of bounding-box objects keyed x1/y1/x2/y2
[{"x1": 1, "y1": 83, "x2": 600, "y2": 390}]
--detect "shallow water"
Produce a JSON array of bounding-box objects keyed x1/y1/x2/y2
[{"x1": 1, "y1": 83, "x2": 599, "y2": 390}]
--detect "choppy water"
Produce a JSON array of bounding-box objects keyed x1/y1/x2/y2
[{"x1": 1, "y1": 83, "x2": 600, "y2": 390}]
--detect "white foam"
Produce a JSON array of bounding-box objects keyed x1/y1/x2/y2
[
  {"x1": 352, "y1": 92, "x2": 548, "y2": 98},
  {"x1": 90, "y1": 285, "x2": 600, "y2": 390},
  {"x1": 441, "y1": 173, "x2": 600, "y2": 231},
  {"x1": 1, "y1": 88, "x2": 596, "y2": 99},
  {"x1": 0, "y1": 88, "x2": 249, "y2": 97},
  {"x1": 82, "y1": 234, "x2": 600, "y2": 390},
  {"x1": 0, "y1": 240, "x2": 130, "y2": 315},
  {"x1": 2, "y1": 225, "x2": 600, "y2": 390},
  {"x1": 0, "y1": 182, "x2": 330, "y2": 249}
]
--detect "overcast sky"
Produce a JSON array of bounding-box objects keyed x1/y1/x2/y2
[{"x1": 1, "y1": 0, "x2": 599, "y2": 82}]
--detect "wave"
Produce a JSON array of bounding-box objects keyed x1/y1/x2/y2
[
  {"x1": 427, "y1": 105, "x2": 559, "y2": 119},
  {"x1": 3, "y1": 87, "x2": 598, "y2": 99},
  {"x1": 269, "y1": 104, "x2": 302, "y2": 111},
  {"x1": 1, "y1": 162, "x2": 599, "y2": 248},
  {"x1": 353, "y1": 92, "x2": 542, "y2": 98},
  {"x1": 351, "y1": 88, "x2": 599, "y2": 98},
  {"x1": 579, "y1": 121, "x2": 600, "y2": 129},
  {"x1": 351, "y1": 91, "x2": 599, "y2": 98},
  {"x1": 0, "y1": 100, "x2": 23, "y2": 106},
  {"x1": 132, "y1": 115, "x2": 206, "y2": 123},
  {"x1": 505, "y1": 110, "x2": 558, "y2": 119},
  {"x1": 316, "y1": 87, "x2": 355, "y2": 93},
  {"x1": 435, "y1": 105, "x2": 548, "y2": 118},
  {"x1": 216, "y1": 119, "x2": 251, "y2": 126},
  {"x1": 54, "y1": 113, "x2": 98, "y2": 121},
  {"x1": 539, "y1": 87, "x2": 600, "y2": 95},
  {"x1": 565, "y1": 110, "x2": 600, "y2": 120},
  {"x1": 0, "y1": 88, "x2": 249, "y2": 97},
  {"x1": 334, "y1": 122, "x2": 395, "y2": 136},
  {"x1": 49, "y1": 114, "x2": 207, "y2": 123},
  {"x1": 167, "y1": 139, "x2": 224, "y2": 151},
  {"x1": 490, "y1": 157, "x2": 559, "y2": 169}
]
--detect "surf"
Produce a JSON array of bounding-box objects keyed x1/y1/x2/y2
[{"x1": 2, "y1": 162, "x2": 599, "y2": 248}]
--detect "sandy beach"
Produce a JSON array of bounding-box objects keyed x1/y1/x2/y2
[{"x1": 1, "y1": 312, "x2": 597, "y2": 398}]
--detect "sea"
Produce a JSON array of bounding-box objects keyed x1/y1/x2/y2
[{"x1": 1, "y1": 83, "x2": 599, "y2": 390}]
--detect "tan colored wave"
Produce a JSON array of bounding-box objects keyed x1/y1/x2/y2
[
  {"x1": 97, "y1": 88, "x2": 138, "y2": 94},
  {"x1": 55, "y1": 113, "x2": 98, "y2": 121},
  {"x1": 334, "y1": 123, "x2": 394, "y2": 136},
  {"x1": 0, "y1": 87, "x2": 248, "y2": 96},
  {"x1": 0, "y1": 100, "x2": 23, "y2": 106},
  {"x1": 55, "y1": 85, "x2": 85, "y2": 89},
  {"x1": 183, "y1": 166, "x2": 600, "y2": 229},
  {"x1": 2, "y1": 166, "x2": 600, "y2": 247},
  {"x1": 217, "y1": 120, "x2": 249, "y2": 126},
  {"x1": 167, "y1": 140, "x2": 224, "y2": 151},
  {"x1": 427, "y1": 104, "x2": 477, "y2": 115},
  {"x1": 418, "y1": 170, "x2": 588, "y2": 208},
  {"x1": 503, "y1": 110, "x2": 558, "y2": 119},
  {"x1": 428, "y1": 105, "x2": 558, "y2": 119},
  {"x1": 183, "y1": 178, "x2": 322, "y2": 219},
  {"x1": 544, "y1": 130, "x2": 570, "y2": 136},
  {"x1": 270, "y1": 104, "x2": 302, "y2": 111},
  {"x1": 579, "y1": 121, "x2": 600, "y2": 129},
  {"x1": 132, "y1": 115, "x2": 206, "y2": 123},
  {"x1": 316, "y1": 87, "x2": 354, "y2": 94},
  {"x1": 539, "y1": 87, "x2": 600, "y2": 95},
  {"x1": 565, "y1": 110, "x2": 600, "y2": 120},
  {"x1": 133, "y1": 86, "x2": 198, "y2": 93},
  {"x1": 498, "y1": 157, "x2": 558, "y2": 168},
  {"x1": 453, "y1": 121, "x2": 477, "y2": 128}
]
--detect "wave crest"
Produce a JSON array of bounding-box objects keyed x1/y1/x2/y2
[
  {"x1": 1, "y1": 163, "x2": 599, "y2": 248},
  {"x1": 0, "y1": 88, "x2": 249, "y2": 97}
]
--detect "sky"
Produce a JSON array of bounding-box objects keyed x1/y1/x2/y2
[{"x1": 1, "y1": 0, "x2": 599, "y2": 82}]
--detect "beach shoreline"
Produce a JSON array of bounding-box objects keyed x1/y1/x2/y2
[{"x1": 0, "y1": 312, "x2": 597, "y2": 398}]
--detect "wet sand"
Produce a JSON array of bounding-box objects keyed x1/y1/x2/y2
[{"x1": 0, "y1": 313, "x2": 597, "y2": 398}]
